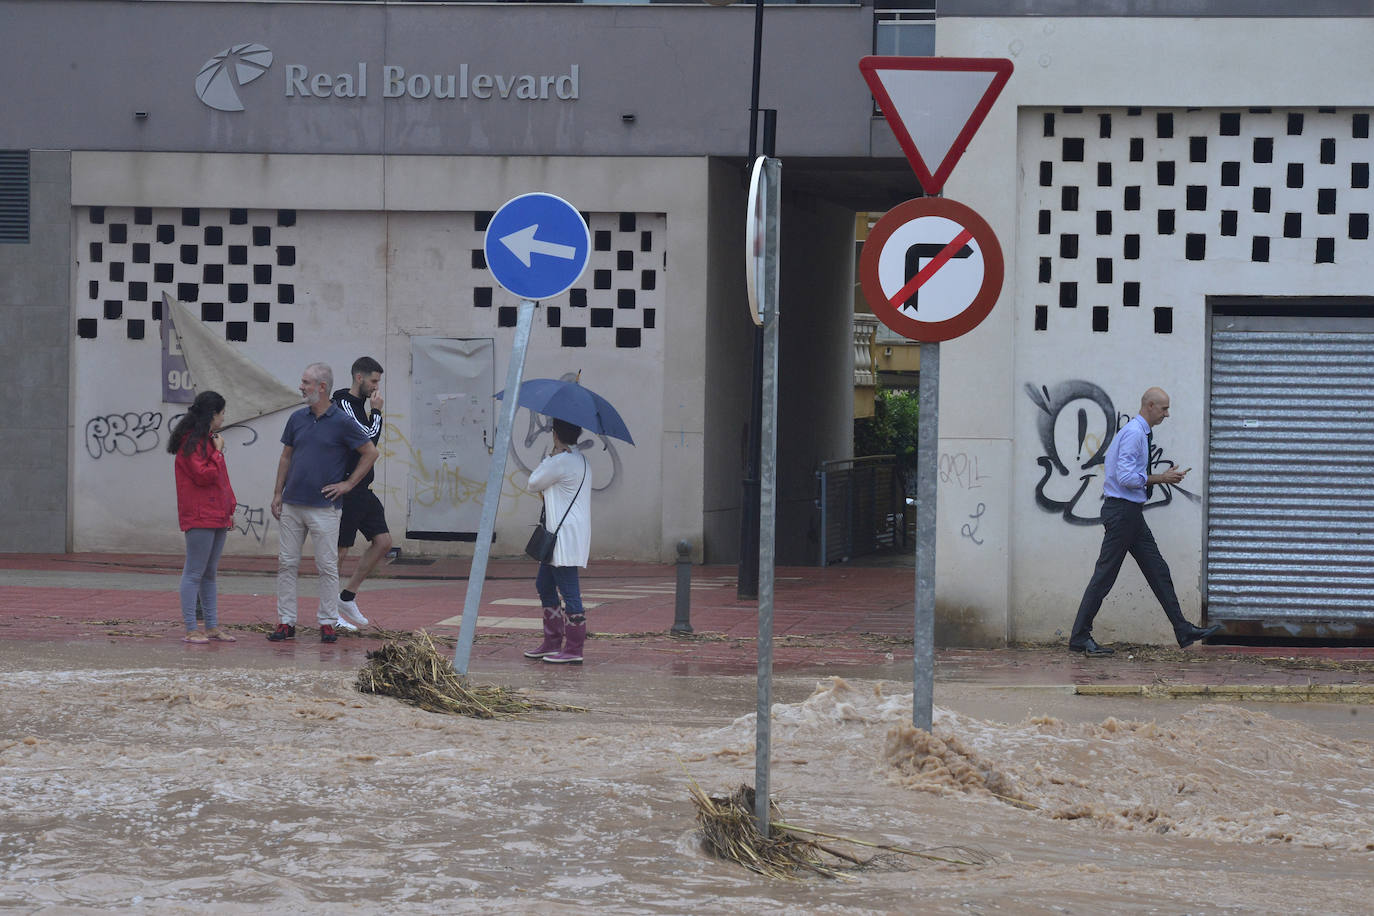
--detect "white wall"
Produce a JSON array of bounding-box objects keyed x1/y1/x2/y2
[
  {"x1": 69, "y1": 152, "x2": 709, "y2": 561},
  {"x1": 934, "y1": 18, "x2": 1374, "y2": 644},
  {"x1": 701, "y1": 159, "x2": 753, "y2": 565}
]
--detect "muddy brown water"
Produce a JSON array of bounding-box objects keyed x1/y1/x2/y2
[{"x1": 1, "y1": 641, "x2": 1370, "y2": 914}]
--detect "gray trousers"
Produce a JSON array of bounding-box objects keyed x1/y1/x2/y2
[{"x1": 180, "y1": 528, "x2": 228, "y2": 631}]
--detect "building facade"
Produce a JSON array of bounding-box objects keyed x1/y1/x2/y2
[
  {"x1": 934, "y1": 2, "x2": 1374, "y2": 644},
  {"x1": 4, "y1": 0, "x2": 1370, "y2": 644},
  {"x1": 1, "y1": 0, "x2": 917, "y2": 564}
]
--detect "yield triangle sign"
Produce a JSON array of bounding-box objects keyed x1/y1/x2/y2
[{"x1": 859, "y1": 56, "x2": 1013, "y2": 196}]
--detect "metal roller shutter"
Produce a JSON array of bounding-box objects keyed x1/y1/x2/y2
[
  {"x1": 0, "y1": 150, "x2": 30, "y2": 244},
  {"x1": 1207, "y1": 310, "x2": 1374, "y2": 630}
]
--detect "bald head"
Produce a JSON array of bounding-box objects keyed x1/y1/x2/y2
[{"x1": 1140, "y1": 387, "x2": 1171, "y2": 427}]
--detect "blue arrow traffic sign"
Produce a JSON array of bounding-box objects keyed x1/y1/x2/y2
[{"x1": 483, "y1": 193, "x2": 591, "y2": 301}]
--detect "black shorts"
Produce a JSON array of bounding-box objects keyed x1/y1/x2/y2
[{"x1": 338, "y1": 488, "x2": 389, "y2": 548}]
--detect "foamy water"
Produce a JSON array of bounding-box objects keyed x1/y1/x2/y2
[
  {"x1": 1, "y1": 649, "x2": 1370, "y2": 913},
  {"x1": 698, "y1": 676, "x2": 1374, "y2": 849}
]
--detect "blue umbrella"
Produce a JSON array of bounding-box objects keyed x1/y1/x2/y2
[{"x1": 496, "y1": 376, "x2": 635, "y2": 445}]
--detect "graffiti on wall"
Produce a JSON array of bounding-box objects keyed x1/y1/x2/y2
[
  {"x1": 80, "y1": 393, "x2": 619, "y2": 543},
  {"x1": 81, "y1": 403, "x2": 268, "y2": 544},
  {"x1": 85, "y1": 411, "x2": 164, "y2": 459},
  {"x1": 84, "y1": 410, "x2": 259, "y2": 461},
  {"x1": 1025, "y1": 380, "x2": 1200, "y2": 524},
  {"x1": 940, "y1": 451, "x2": 991, "y2": 491},
  {"x1": 940, "y1": 451, "x2": 992, "y2": 548},
  {"x1": 960, "y1": 502, "x2": 987, "y2": 546},
  {"x1": 509, "y1": 408, "x2": 624, "y2": 494},
  {"x1": 232, "y1": 502, "x2": 274, "y2": 545},
  {"x1": 506, "y1": 374, "x2": 625, "y2": 494},
  {"x1": 374, "y1": 415, "x2": 488, "y2": 514}
]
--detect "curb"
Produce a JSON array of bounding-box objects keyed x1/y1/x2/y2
[{"x1": 1075, "y1": 684, "x2": 1374, "y2": 703}]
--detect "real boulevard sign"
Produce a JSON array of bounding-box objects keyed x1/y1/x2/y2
[
  {"x1": 859, "y1": 197, "x2": 1004, "y2": 342},
  {"x1": 194, "y1": 42, "x2": 582, "y2": 113},
  {"x1": 484, "y1": 193, "x2": 591, "y2": 302},
  {"x1": 859, "y1": 56, "x2": 1013, "y2": 196}
]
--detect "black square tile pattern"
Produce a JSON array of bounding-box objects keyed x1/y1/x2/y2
[{"x1": 1026, "y1": 106, "x2": 1374, "y2": 336}]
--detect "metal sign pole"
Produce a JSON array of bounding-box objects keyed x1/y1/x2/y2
[
  {"x1": 855, "y1": 57, "x2": 1011, "y2": 736},
  {"x1": 754, "y1": 156, "x2": 781, "y2": 835},
  {"x1": 454, "y1": 297, "x2": 537, "y2": 675},
  {"x1": 913, "y1": 340, "x2": 939, "y2": 730}
]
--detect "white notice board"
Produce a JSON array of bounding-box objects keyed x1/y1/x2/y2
[{"x1": 406, "y1": 336, "x2": 495, "y2": 540}]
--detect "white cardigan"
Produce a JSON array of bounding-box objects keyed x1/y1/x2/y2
[{"x1": 527, "y1": 451, "x2": 590, "y2": 568}]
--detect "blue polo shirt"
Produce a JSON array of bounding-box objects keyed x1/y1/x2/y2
[{"x1": 280, "y1": 404, "x2": 371, "y2": 508}]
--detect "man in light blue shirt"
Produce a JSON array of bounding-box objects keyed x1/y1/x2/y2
[{"x1": 1069, "y1": 387, "x2": 1223, "y2": 656}]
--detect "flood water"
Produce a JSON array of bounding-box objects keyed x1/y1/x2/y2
[{"x1": 1, "y1": 641, "x2": 1370, "y2": 914}]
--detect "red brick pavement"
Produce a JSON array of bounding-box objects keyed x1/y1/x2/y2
[
  {"x1": 0, "y1": 552, "x2": 917, "y2": 675},
  {"x1": 1, "y1": 552, "x2": 1370, "y2": 687}
]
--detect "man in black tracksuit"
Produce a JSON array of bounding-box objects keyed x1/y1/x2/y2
[{"x1": 332, "y1": 356, "x2": 392, "y2": 630}]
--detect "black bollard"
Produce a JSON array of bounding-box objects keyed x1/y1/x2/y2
[{"x1": 671, "y1": 540, "x2": 694, "y2": 635}]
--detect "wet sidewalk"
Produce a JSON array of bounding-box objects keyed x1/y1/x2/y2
[{"x1": 1, "y1": 551, "x2": 1371, "y2": 691}]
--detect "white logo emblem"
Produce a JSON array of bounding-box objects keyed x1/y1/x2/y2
[{"x1": 195, "y1": 43, "x2": 274, "y2": 112}]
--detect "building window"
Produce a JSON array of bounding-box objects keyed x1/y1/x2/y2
[{"x1": 874, "y1": 7, "x2": 935, "y2": 57}]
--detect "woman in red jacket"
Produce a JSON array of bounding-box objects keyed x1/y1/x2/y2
[{"x1": 168, "y1": 391, "x2": 237, "y2": 643}]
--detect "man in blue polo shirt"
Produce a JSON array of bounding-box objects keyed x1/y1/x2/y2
[
  {"x1": 269, "y1": 362, "x2": 379, "y2": 643},
  {"x1": 1069, "y1": 386, "x2": 1223, "y2": 656}
]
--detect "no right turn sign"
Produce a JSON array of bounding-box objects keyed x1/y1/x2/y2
[{"x1": 859, "y1": 197, "x2": 1005, "y2": 342}]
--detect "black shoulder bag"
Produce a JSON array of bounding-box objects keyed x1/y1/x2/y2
[{"x1": 525, "y1": 455, "x2": 587, "y2": 563}]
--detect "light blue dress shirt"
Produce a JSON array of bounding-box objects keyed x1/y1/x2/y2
[{"x1": 1103, "y1": 414, "x2": 1150, "y2": 503}]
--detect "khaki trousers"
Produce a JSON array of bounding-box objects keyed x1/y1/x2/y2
[{"x1": 276, "y1": 502, "x2": 341, "y2": 626}]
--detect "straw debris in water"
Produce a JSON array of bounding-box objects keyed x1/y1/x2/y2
[
  {"x1": 689, "y1": 781, "x2": 993, "y2": 879},
  {"x1": 691, "y1": 783, "x2": 842, "y2": 879},
  {"x1": 356, "y1": 631, "x2": 584, "y2": 719}
]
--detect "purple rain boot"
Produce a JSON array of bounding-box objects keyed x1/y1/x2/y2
[
  {"x1": 543, "y1": 616, "x2": 585, "y2": 664},
  {"x1": 524, "y1": 607, "x2": 565, "y2": 658}
]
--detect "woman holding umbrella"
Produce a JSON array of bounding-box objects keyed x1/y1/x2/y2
[
  {"x1": 500, "y1": 373, "x2": 631, "y2": 663},
  {"x1": 524, "y1": 418, "x2": 591, "y2": 664}
]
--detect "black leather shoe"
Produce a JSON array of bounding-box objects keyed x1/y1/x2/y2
[
  {"x1": 1177, "y1": 623, "x2": 1223, "y2": 648},
  {"x1": 1068, "y1": 637, "x2": 1115, "y2": 656}
]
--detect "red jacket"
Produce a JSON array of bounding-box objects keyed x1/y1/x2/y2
[{"x1": 174, "y1": 439, "x2": 236, "y2": 531}]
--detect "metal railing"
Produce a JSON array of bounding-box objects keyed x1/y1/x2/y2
[{"x1": 816, "y1": 455, "x2": 908, "y2": 565}]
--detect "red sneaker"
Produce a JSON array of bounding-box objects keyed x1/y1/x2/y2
[{"x1": 267, "y1": 624, "x2": 295, "y2": 642}]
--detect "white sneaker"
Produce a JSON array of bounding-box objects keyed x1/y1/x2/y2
[
  {"x1": 337, "y1": 598, "x2": 369, "y2": 628},
  {"x1": 334, "y1": 617, "x2": 358, "y2": 632}
]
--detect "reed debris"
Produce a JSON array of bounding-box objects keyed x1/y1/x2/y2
[
  {"x1": 689, "y1": 782, "x2": 993, "y2": 879},
  {"x1": 356, "y1": 631, "x2": 584, "y2": 719}
]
